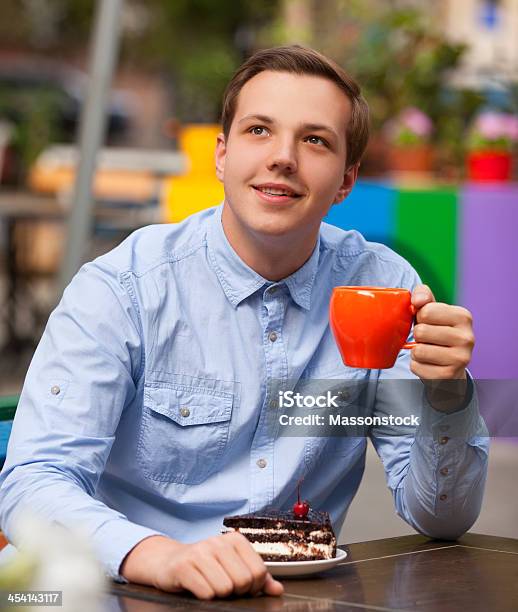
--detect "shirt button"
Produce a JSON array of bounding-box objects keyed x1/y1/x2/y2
[
  {"x1": 269, "y1": 399, "x2": 277, "y2": 408},
  {"x1": 50, "y1": 385, "x2": 61, "y2": 395},
  {"x1": 180, "y1": 407, "x2": 190, "y2": 418},
  {"x1": 256, "y1": 458, "x2": 267, "y2": 469},
  {"x1": 268, "y1": 286, "x2": 278, "y2": 295},
  {"x1": 439, "y1": 494, "x2": 448, "y2": 501},
  {"x1": 268, "y1": 331, "x2": 278, "y2": 342},
  {"x1": 439, "y1": 436, "x2": 450, "y2": 445},
  {"x1": 440, "y1": 467, "x2": 449, "y2": 476}
]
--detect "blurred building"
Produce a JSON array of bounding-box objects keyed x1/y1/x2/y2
[
  {"x1": 282, "y1": 0, "x2": 518, "y2": 86},
  {"x1": 442, "y1": 0, "x2": 518, "y2": 87}
]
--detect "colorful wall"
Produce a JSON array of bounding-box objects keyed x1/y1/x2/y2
[{"x1": 325, "y1": 180, "x2": 518, "y2": 380}]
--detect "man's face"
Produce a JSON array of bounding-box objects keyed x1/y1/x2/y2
[{"x1": 216, "y1": 70, "x2": 358, "y2": 243}]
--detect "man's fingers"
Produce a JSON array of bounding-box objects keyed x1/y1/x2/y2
[
  {"x1": 411, "y1": 344, "x2": 469, "y2": 367},
  {"x1": 193, "y1": 553, "x2": 235, "y2": 598},
  {"x1": 215, "y1": 546, "x2": 255, "y2": 596},
  {"x1": 413, "y1": 324, "x2": 475, "y2": 349},
  {"x1": 262, "y1": 573, "x2": 284, "y2": 596},
  {"x1": 415, "y1": 303, "x2": 473, "y2": 327},
  {"x1": 177, "y1": 564, "x2": 216, "y2": 600},
  {"x1": 150, "y1": 534, "x2": 283, "y2": 600},
  {"x1": 158, "y1": 533, "x2": 284, "y2": 600},
  {"x1": 410, "y1": 360, "x2": 465, "y2": 381},
  {"x1": 229, "y1": 534, "x2": 269, "y2": 595},
  {"x1": 217, "y1": 533, "x2": 284, "y2": 597}
]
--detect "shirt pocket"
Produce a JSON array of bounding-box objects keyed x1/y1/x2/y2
[{"x1": 138, "y1": 378, "x2": 235, "y2": 484}]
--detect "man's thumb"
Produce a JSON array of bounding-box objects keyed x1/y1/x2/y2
[{"x1": 412, "y1": 284, "x2": 434, "y2": 306}]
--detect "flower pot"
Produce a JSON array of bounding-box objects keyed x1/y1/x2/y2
[
  {"x1": 388, "y1": 145, "x2": 434, "y2": 173},
  {"x1": 467, "y1": 151, "x2": 513, "y2": 182}
]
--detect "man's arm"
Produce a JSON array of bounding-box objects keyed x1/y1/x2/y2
[
  {"x1": 0, "y1": 260, "x2": 162, "y2": 578},
  {"x1": 0, "y1": 259, "x2": 283, "y2": 598},
  {"x1": 371, "y1": 374, "x2": 488, "y2": 539},
  {"x1": 370, "y1": 283, "x2": 489, "y2": 540}
]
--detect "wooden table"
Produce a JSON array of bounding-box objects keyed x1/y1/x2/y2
[{"x1": 108, "y1": 533, "x2": 518, "y2": 611}]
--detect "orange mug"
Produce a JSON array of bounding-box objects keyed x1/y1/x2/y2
[{"x1": 329, "y1": 286, "x2": 417, "y2": 369}]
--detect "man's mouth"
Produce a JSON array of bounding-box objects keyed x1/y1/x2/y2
[{"x1": 252, "y1": 184, "x2": 303, "y2": 200}]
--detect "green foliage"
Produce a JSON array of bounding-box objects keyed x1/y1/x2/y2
[
  {"x1": 123, "y1": 0, "x2": 279, "y2": 122},
  {"x1": 393, "y1": 127, "x2": 424, "y2": 147},
  {"x1": 468, "y1": 134, "x2": 510, "y2": 151},
  {"x1": 330, "y1": 1, "x2": 485, "y2": 168},
  {"x1": 342, "y1": 6, "x2": 466, "y2": 121},
  {"x1": 0, "y1": 86, "x2": 64, "y2": 181}
]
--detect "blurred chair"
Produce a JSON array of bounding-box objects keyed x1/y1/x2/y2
[
  {"x1": 0, "y1": 395, "x2": 17, "y2": 550},
  {"x1": 2, "y1": 199, "x2": 157, "y2": 357},
  {"x1": 0, "y1": 394, "x2": 18, "y2": 470}
]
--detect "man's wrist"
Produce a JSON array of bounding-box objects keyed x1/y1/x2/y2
[{"x1": 120, "y1": 535, "x2": 184, "y2": 585}]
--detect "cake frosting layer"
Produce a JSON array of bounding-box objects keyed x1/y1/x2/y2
[
  {"x1": 223, "y1": 526, "x2": 334, "y2": 544},
  {"x1": 223, "y1": 509, "x2": 334, "y2": 533},
  {"x1": 251, "y1": 541, "x2": 335, "y2": 560}
]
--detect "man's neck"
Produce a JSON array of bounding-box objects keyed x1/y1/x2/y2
[{"x1": 221, "y1": 205, "x2": 319, "y2": 282}]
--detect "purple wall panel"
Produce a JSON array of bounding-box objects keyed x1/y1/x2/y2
[{"x1": 459, "y1": 185, "x2": 518, "y2": 379}]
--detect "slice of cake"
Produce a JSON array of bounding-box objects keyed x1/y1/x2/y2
[{"x1": 222, "y1": 509, "x2": 337, "y2": 562}]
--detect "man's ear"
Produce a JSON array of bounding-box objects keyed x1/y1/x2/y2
[
  {"x1": 215, "y1": 132, "x2": 226, "y2": 183},
  {"x1": 332, "y1": 162, "x2": 360, "y2": 204}
]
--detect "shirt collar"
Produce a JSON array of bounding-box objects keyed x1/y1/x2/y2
[{"x1": 206, "y1": 205, "x2": 320, "y2": 311}]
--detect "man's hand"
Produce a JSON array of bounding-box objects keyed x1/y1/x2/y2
[
  {"x1": 120, "y1": 532, "x2": 284, "y2": 600},
  {"x1": 410, "y1": 284, "x2": 475, "y2": 412}
]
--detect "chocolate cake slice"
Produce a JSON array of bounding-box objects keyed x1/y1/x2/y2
[{"x1": 223, "y1": 509, "x2": 337, "y2": 561}]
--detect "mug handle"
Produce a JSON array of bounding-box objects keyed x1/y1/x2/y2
[
  {"x1": 403, "y1": 341, "x2": 417, "y2": 349},
  {"x1": 403, "y1": 303, "x2": 418, "y2": 349}
]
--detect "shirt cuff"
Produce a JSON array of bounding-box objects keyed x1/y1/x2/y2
[
  {"x1": 92, "y1": 519, "x2": 165, "y2": 582},
  {"x1": 418, "y1": 372, "x2": 489, "y2": 448}
]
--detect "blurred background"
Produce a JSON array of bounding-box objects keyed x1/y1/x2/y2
[{"x1": 0, "y1": 0, "x2": 516, "y2": 542}]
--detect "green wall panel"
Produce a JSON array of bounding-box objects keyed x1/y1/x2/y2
[{"x1": 394, "y1": 187, "x2": 458, "y2": 305}]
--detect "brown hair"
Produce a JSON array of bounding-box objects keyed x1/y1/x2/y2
[{"x1": 221, "y1": 45, "x2": 369, "y2": 169}]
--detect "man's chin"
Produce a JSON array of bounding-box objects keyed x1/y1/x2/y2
[
  {"x1": 223, "y1": 197, "x2": 315, "y2": 241},
  {"x1": 247, "y1": 213, "x2": 311, "y2": 241}
]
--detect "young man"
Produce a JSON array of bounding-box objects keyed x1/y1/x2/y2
[{"x1": 0, "y1": 46, "x2": 488, "y2": 600}]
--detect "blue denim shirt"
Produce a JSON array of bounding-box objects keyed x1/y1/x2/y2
[{"x1": 0, "y1": 205, "x2": 489, "y2": 579}]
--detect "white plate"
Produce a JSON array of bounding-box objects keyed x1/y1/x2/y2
[{"x1": 265, "y1": 547, "x2": 348, "y2": 577}]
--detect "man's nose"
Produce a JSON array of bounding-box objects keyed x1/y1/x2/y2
[{"x1": 266, "y1": 139, "x2": 298, "y2": 173}]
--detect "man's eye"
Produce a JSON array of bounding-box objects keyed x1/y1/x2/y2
[
  {"x1": 306, "y1": 135, "x2": 327, "y2": 146},
  {"x1": 250, "y1": 126, "x2": 268, "y2": 136}
]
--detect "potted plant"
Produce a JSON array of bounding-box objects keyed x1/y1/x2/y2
[
  {"x1": 466, "y1": 112, "x2": 518, "y2": 182},
  {"x1": 384, "y1": 107, "x2": 434, "y2": 174}
]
